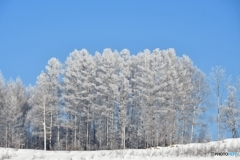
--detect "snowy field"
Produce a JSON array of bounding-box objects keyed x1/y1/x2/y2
[{"x1": 0, "y1": 138, "x2": 239, "y2": 160}]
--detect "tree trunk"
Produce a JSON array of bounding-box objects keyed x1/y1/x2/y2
[
  {"x1": 122, "y1": 125, "x2": 125, "y2": 149},
  {"x1": 49, "y1": 110, "x2": 53, "y2": 150},
  {"x1": 78, "y1": 118, "x2": 81, "y2": 150},
  {"x1": 43, "y1": 98, "x2": 46, "y2": 151},
  {"x1": 65, "y1": 128, "x2": 68, "y2": 150},
  {"x1": 74, "y1": 115, "x2": 77, "y2": 149},
  {"x1": 190, "y1": 105, "x2": 196, "y2": 143},
  {"x1": 57, "y1": 125, "x2": 60, "y2": 150},
  {"x1": 218, "y1": 96, "x2": 220, "y2": 140},
  {"x1": 181, "y1": 117, "x2": 185, "y2": 144},
  {"x1": 106, "y1": 117, "x2": 108, "y2": 149},
  {"x1": 86, "y1": 120, "x2": 88, "y2": 150},
  {"x1": 5, "y1": 125, "x2": 8, "y2": 148},
  {"x1": 232, "y1": 128, "x2": 236, "y2": 138},
  {"x1": 111, "y1": 112, "x2": 113, "y2": 149}
]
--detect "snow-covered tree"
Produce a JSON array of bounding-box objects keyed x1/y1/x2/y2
[
  {"x1": 62, "y1": 49, "x2": 84, "y2": 150},
  {"x1": 62, "y1": 49, "x2": 97, "y2": 150},
  {"x1": 177, "y1": 55, "x2": 196, "y2": 144},
  {"x1": 190, "y1": 68, "x2": 209, "y2": 143},
  {"x1": 45, "y1": 58, "x2": 62, "y2": 150},
  {"x1": 76, "y1": 49, "x2": 96, "y2": 150},
  {"x1": 117, "y1": 49, "x2": 131, "y2": 149},
  {"x1": 0, "y1": 77, "x2": 26, "y2": 148},
  {"x1": 95, "y1": 48, "x2": 120, "y2": 149},
  {"x1": 27, "y1": 58, "x2": 61, "y2": 151},
  {"x1": 221, "y1": 85, "x2": 240, "y2": 138},
  {"x1": 158, "y1": 49, "x2": 179, "y2": 146},
  {"x1": 210, "y1": 66, "x2": 226, "y2": 140},
  {"x1": 0, "y1": 72, "x2": 6, "y2": 147},
  {"x1": 27, "y1": 73, "x2": 49, "y2": 151},
  {"x1": 0, "y1": 71, "x2": 4, "y2": 113}
]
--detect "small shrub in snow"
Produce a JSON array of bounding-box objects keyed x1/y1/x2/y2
[
  {"x1": 175, "y1": 146, "x2": 180, "y2": 157},
  {"x1": 203, "y1": 144, "x2": 208, "y2": 156},
  {"x1": 80, "y1": 157, "x2": 86, "y2": 160},
  {"x1": 115, "y1": 150, "x2": 126, "y2": 158},
  {"x1": 90, "y1": 154, "x2": 94, "y2": 159},
  {"x1": 31, "y1": 154, "x2": 36, "y2": 160},
  {"x1": 139, "y1": 151, "x2": 144, "y2": 159},
  {"x1": 100, "y1": 151, "x2": 106, "y2": 157},
  {"x1": 32, "y1": 153, "x2": 45, "y2": 160},
  {"x1": 151, "y1": 150, "x2": 157, "y2": 157},
  {"x1": 208, "y1": 142, "x2": 215, "y2": 154},
  {"x1": 146, "y1": 149, "x2": 152, "y2": 157},
  {"x1": 0, "y1": 152, "x2": 12, "y2": 160},
  {"x1": 129, "y1": 150, "x2": 135, "y2": 157},
  {"x1": 107, "y1": 150, "x2": 113, "y2": 156}
]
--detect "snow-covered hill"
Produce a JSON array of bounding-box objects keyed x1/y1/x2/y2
[{"x1": 0, "y1": 138, "x2": 239, "y2": 160}]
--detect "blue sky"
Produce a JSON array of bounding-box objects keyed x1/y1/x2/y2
[{"x1": 0, "y1": 0, "x2": 239, "y2": 140}]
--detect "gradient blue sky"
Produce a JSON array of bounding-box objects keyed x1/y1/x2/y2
[{"x1": 0, "y1": 0, "x2": 240, "y2": 140}]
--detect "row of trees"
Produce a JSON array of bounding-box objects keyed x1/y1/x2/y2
[{"x1": 0, "y1": 48, "x2": 239, "y2": 151}]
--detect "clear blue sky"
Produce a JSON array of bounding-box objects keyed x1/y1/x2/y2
[{"x1": 0, "y1": 0, "x2": 240, "y2": 140}]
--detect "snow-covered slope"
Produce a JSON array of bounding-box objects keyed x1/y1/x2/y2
[{"x1": 1, "y1": 138, "x2": 239, "y2": 160}]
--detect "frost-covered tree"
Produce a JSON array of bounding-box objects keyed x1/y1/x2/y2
[
  {"x1": 190, "y1": 68, "x2": 209, "y2": 143},
  {"x1": 62, "y1": 49, "x2": 97, "y2": 150},
  {"x1": 221, "y1": 85, "x2": 240, "y2": 138},
  {"x1": 137, "y1": 49, "x2": 159, "y2": 147},
  {"x1": 132, "y1": 50, "x2": 151, "y2": 148},
  {"x1": 210, "y1": 66, "x2": 225, "y2": 140},
  {"x1": 27, "y1": 58, "x2": 61, "y2": 151},
  {"x1": 0, "y1": 72, "x2": 5, "y2": 124},
  {"x1": 0, "y1": 77, "x2": 26, "y2": 148},
  {"x1": 158, "y1": 49, "x2": 179, "y2": 146},
  {"x1": 177, "y1": 55, "x2": 195, "y2": 144},
  {"x1": 95, "y1": 49, "x2": 119, "y2": 149},
  {"x1": 62, "y1": 50, "x2": 84, "y2": 150},
  {"x1": 117, "y1": 49, "x2": 131, "y2": 149},
  {"x1": 45, "y1": 58, "x2": 62, "y2": 150},
  {"x1": 11, "y1": 78, "x2": 27, "y2": 148},
  {"x1": 93, "y1": 51, "x2": 106, "y2": 149},
  {"x1": 0, "y1": 72, "x2": 6, "y2": 147},
  {"x1": 76, "y1": 49, "x2": 96, "y2": 150},
  {"x1": 0, "y1": 71, "x2": 4, "y2": 113},
  {"x1": 27, "y1": 74, "x2": 48, "y2": 150},
  {"x1": 127, "y1": 54, "x2": 143, "y2": 148}
]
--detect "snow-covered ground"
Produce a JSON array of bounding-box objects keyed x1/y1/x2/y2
[{"x1": 1, "y1": 138, "x2": 239, "y2": 160}]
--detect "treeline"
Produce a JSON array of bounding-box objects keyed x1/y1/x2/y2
[{"x1": 0, "y1": 48, "x2": 239, "y2": 151}]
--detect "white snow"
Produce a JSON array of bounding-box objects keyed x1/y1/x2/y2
[{"x1": 0, "y1": 138, "x2": 239, "y2": 160}]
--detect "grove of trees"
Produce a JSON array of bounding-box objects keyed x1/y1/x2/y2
[{"x1": 0, "y1": 48, "x2": 239, "y2": 151}]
